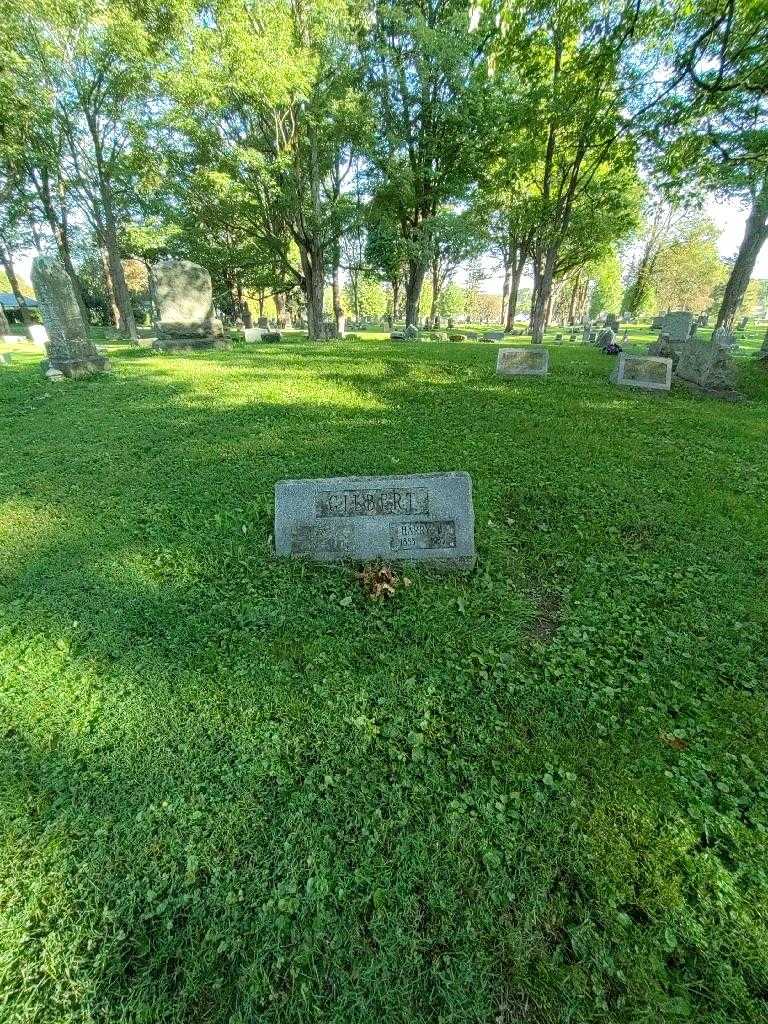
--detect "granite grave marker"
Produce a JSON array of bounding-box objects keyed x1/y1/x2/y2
[
  {"x1": 496, "y1": 346, "x2": 549, "y2": 377},
  {"x1": 613, "y1": 353, "x2": 672, "y2": 391},
  {"x1": 151, "y1": 259, "x2": 224, "y2": 350},
  {"x1": 31, "y1": 256, "x2": 111, "y2": 378},
  {"x1": 275, "y1": 472, "x2": 475, "y2": 569}
]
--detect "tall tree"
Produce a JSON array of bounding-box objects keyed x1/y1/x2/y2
[
  {"x1": 364, "y1": 0, "x2": 492, "y2": 326},
  {"x1": 656, "y1": 0, "x2": 768, "y2": 329},
  {"x1": 487, "y1": 0, "x2": 652, "y2": 342},
  {"x1": 165, "y1": 0, "x2": 364, "y2": 340}
]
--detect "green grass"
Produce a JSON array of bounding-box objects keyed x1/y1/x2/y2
[{"x1": 1, "y1": 327, "x2": 767, "y2": 1023}]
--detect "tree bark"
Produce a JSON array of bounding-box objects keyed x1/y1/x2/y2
[
  {"x1": 501, "y1": 264, "x2": 511, "y2": 328},
  {"x1": 505, "y1": 266, "x2": 522, "y2": 332},
  {"x1": 531, "y1": 248, "x2": 557, "y2": 344},
  {"x1": 301, "y1": 244, "x2": 326, "y2": 341},
  {"x1": 332, "y1": 263, "x2": 343, "y2": 334},
  {"x1": 98, "y1": 245, "x2": 120, "y2": 329},
  {"x1": 430, "y1": 257, "x2": 440, "y2": 324},
  {"x1": 273, "y1": 291, "x2": 287, "y2": 326},
  {"x1": 404, "y1": 259, "x2": 426, "y2": 328},
  {"x1": 0, "y1": 242, "x2": 33, "y2": 338},
  {"x1": 716, "y1": 185, "x2": 768, "y2": 330}
]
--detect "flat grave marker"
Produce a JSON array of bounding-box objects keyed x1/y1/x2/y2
[
  {"x1": 613, "y1": 353, "x2": 672, "y2": 392},
  {"x1": 496, "y1": 346, "x2": 549, "y2": 377},
  {"x1": 275, "y1": 472, "x2": 475, "y2": 570}
]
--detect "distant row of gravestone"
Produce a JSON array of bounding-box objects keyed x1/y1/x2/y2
[
  {"x1": 495, "y1": 338, "x2": 737, "y2": 393},
  {"x1": 28, "y1": 255, "x2": 226, "y2": 379}
]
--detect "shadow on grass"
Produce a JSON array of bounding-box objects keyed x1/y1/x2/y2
[{"x1": 1, "y1": 342, "x2": 767, "y2": 1022}]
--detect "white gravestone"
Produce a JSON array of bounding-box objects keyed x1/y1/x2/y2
[
  {"x1": 613, "y1": 353, "x2": 673, "y2": 392},
  {"x1": 496, "y1": 346, "x2": 549, "y2": 377},
  {"x1": 243, "y1": 327, "x2": 263, "y2": 343},
  {"x1": 29, "y1": 324, "x2": 49, "y2": 348},
  {"x1": 275, "y1": 472, "x2": 476, "y2": 570}
]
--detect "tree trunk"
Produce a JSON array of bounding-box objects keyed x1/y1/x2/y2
[
  {"x1": 430, "y1": 257, "x2": 440, "y2": 324},
  {"x1": 0, "y1": 243, "x2": 33, "y2": 339},
  {"x1": 716, "y1": 187, "x2": 768, "y2": 330},
  {"x1": 301, "y1": 244, "x2": 326, "y2": 341},
  {"x1": 332, "y1": 263, "x2": 343, "y2": 334},
  {"x1": 98, "y1": 246, "x2": 120, "y2": 329},
  {"x1": 568, "y1": 274, "x2": 579, "y2": 324},
  {"x1": 501, "y1": 264, "x2": 511, "y2": 328},
  {"x1": 505, "y1": 266, "x2": 521, "y2": 332},
  {"x1": 531, "y1": 248, "x2": 556, "y2": 344},
  {"x1": 404, "y1": 259, "x2": 426, "y2": 328},
  {"x1": 391, "y1": 279, "x2": 400, "y2": 324},
  {"x1": 273, "y1": 291, "x2": 287, "y2": 326},
  {"x1": 101, "y1": 213, "x2": 137, "y2": 342}
]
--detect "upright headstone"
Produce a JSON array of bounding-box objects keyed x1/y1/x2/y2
[
  {"x1": 595, "y1": 327, "x2": 617, "y2": 352},
  {"x1": 257, "y1": 316, "x2": 270, "y2": 329},
  {"x1": 275, "y1": 472, "x2": 476, "y2": 570},
  {"x1": 0, "y1": 304, "x2": 9, "y2": 335},
  {"x1": 676, "y1": 338, "x2": 736, "y2": 391},
  {"x1": 660, "y1": 311, "x2": 694, "y2": 346},
  {"x1": 712, "y1": 327, "x2": 737, "y2": 350},
  {"x1": 650, "y1": 316, "x2": 664, "y2": 331},
  {"x1": 605, "y1": 314, "x2": 620, "y2": 334},
  {"x1": 29, "y1": 324, "x2": 49, "y2": 348},
  {"x1": 151, "y1": 259, "x2": 224, "y2": 350},
  {"x1": 612, "y1": 353, "x2": 673, "y2": 392},
  {"x1": 31, "y1": 256, "x2": 110, "y2": 378},
  {"x1": 242, "y1": 327, "x2": 263, "y2": 343},
  {"x1": 496, "y1": 346, "x2": 549, "y2": 377},
  {"x1": 647, "y1": 333, "x2": 678, "y2": 368}
]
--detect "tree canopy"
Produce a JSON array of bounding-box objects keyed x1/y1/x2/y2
[{"x1": 0, "y1": 0, "x2": 765, "y2": 337}]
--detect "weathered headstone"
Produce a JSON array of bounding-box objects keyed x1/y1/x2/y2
[
  {"x1": 243, "y1": 327, "x2": 263, "y2": 343},
  {"x1": 496, "y1": 346, "x2": 549, "y2": 377},
  {"x1": 659, "y1": 311, "x2": 694, "y2": 345},
  {"x1": 595, "y1": 327, "x2": 616, "y2": 351},
  {"x1": 650, "y1": 316, "x2": 664, "y2": 331},
  {"x1": 612, "y1": 353, "x2": 673, "y2": 392},
  {"x1": 712, "y1": 327, "x2": 737, "y2": 350},
  {"x1": 275, "y1": 472, "x2": 476, "y2": 570},
  {"x1": 31, "y1": 256, "x2": 110, "y2": 378},
  {"x1": 257, "y1": 316, "x2": 270, "y2": 329},
  {"x1": 676, "y1": 338, "x2": 736, "y2": 391},
  {"x1": 151, "y1": 259, "x2": 224, "y2": 350},
  {"x1": 0, "y1": 304, "x2": 9, "y2": 335},
  {"x1": 647, "y1": 333, "x2": 679, "y2": 368},
  {"x1": 605, "y1": 314, "x2": 620, "y2": 333}
]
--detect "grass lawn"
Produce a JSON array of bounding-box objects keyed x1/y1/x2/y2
[{"x1": 1, "y1": 327, "x2": 767, "y2": 1023}]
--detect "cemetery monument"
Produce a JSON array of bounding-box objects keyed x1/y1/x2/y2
[
  {"x1": 496, "y1": 346, "x2": 549, "y2": 377},
  {"x1": 151, "y1": 259, "x2": 225, "y2": 350},
  {"x1": 30, "y1": 256, "x2": 111, "y2": 378},
  {"x1": 612, "y1": 353, "x2": 673, "y2": 392},
  {"x1": 275, "y1": 472, "x2": 476, "y2": 570}
]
